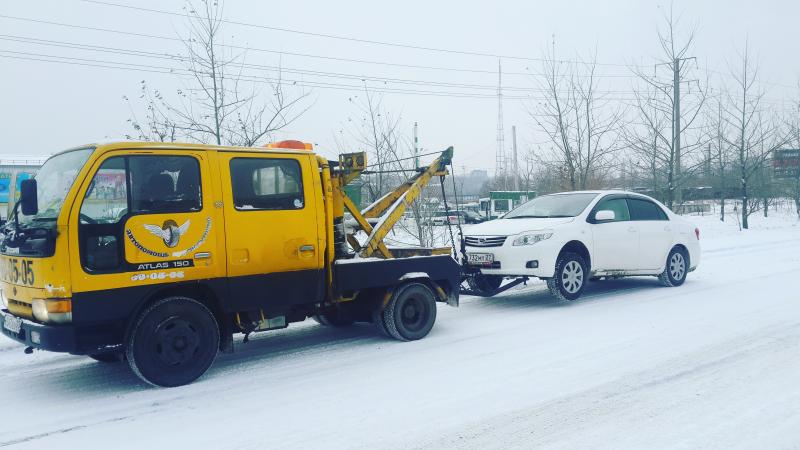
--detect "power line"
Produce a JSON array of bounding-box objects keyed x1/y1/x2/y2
[
  {"x1": 0, "y1": 14, "x2": 638, "y2": 79},
  {"x1": 4, "y1": 50, "x2": 616, "y2": 100},
  {"x1": 78, "y1": 0, "x2": 639, "y2": 67},
  {"x1": 0, "y1": 35, "x2": 627, "y2": 94},
  {"x1": 0, "y1": 34, "x2": 644, "y2": 95},
  {"x1": 4, "y1": 10, "x2": 797, "y2": 93}
]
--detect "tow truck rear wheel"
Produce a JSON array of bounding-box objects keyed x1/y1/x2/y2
[
  {"x1": 379, "y1": 282, "x2": 437, "y2": 341},
  {"x1": 126, "y1": 296, "x2": 219, "y2": 387}
]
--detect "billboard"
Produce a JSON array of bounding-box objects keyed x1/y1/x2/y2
[
  {"x1": 773, "y1": 149, "x2": 800, "y2": 178},
  {"x1": 14, "y1": 172, "x2": 33, "y2": 201},
  {"x1": 0, "y1": 173, "x2": 10, "y2": 203}
]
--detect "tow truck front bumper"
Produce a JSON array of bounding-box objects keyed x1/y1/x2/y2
[{"x1": 0, "y1": 309, "x2": 119, "y2": 354}]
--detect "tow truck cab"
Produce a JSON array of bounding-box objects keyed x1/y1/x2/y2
[{"x1": 0, "y1": 142, "x2": 460, "y2": 387}]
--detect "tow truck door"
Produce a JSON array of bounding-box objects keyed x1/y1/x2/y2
[
  {"x1": 217, "y1": 151, "x2": 323, "y2": 314},
  {"x1": 69, "y1": 150, "x2": 225, "y2": 298}
]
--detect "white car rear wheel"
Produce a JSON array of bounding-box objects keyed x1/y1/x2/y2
[{"x1": 659, "y1": 247, "x2": 688, "y2": 287}]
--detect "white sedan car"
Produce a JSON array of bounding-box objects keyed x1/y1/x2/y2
[{"x1": 463, "y1": 191, "x2": 700, "y2": 300}]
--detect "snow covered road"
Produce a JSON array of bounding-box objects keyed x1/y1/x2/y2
[{"x1": 1, "y1": 215, "x2": 799, "y2": 449}]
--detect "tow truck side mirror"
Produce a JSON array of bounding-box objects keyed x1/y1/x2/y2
[
  {"x1": 594, "y1": 210, "x2": 615, "y2": 222},
  {"x1": 20, "y1": 179, "x2": 38, "y2": 216}
]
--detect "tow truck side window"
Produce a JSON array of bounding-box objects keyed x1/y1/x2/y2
[
  {"x1": 229, "y1": 158, "x2": 304, "y2": 211},
  {"x1": 80, "y1": 157, "x2": 128, "y2": 224}
]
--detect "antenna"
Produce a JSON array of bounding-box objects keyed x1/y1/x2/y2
[{"x1": 495, "y1": 58, "x2": 506, "y2": 189}]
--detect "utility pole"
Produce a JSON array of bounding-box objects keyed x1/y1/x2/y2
[
  {"x1": 673, "y1": 57, "x2": 682, "y2": 205},
  {"x1": 413, "y1": 121, "x2": 419, "y2": 169},
  {"x1": 496, "y1": 59, "x2": 506, "y2": 189},
  {"x1": 658, "y1": 55, "x2": 697, "y2": 207},
  {"x1": 511, "y1": 125, "x2": 519, "y2": 190}
]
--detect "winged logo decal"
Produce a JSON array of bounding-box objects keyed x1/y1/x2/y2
[{"x1": 143, "y1": 219, "x2": 190, "y2": 248}]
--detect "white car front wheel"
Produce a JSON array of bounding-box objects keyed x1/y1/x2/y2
[{"x1": 546, "y1": 252, "x2": 588, "y2": 301}]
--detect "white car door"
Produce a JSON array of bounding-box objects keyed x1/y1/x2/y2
[
  {"x1": 589, "y1": 197, "x2": 640, "y2": 271},
  {"x1": 627, "y1": 197, "x2": 673, "y2": 270}
]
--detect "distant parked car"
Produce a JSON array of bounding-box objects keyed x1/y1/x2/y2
[
  {"x1": 463, "y1": 190, "x2": 701, "y2": 300},
  {"x1": 428, "y1": 210, "x2": 487, "y2": 226}
]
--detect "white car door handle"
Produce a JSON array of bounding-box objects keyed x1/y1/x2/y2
[{"x1": 628, "y1": 227, "x2": 636, "y2": 233}]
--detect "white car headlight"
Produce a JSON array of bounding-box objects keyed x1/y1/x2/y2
[{"x1": 512, "y1": 230, "x2": 553, "y2": 246}]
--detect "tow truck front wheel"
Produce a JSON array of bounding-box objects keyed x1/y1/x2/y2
[
  {"x1": 126, "y1": 297, "x2": 220, "y2": 387},
  {"x1": 378, "y1": 282, "x2": 437, "y2": 341}
]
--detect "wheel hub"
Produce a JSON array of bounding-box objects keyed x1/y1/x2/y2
[
  {"x1": 670, "y1": 253, "x2": 686, "y2": 280},
  {"x1": 401, "y1": 297, "x2": 425, "y2": 331},
  {"x1": 562, "y1": 261, "x2": 584, "y2": 294},
  {"x1": 155, "y1": 317, "x2": 200, "y2": 366}
]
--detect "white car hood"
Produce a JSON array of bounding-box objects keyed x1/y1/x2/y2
[{"x1": 464, "y1": 217, "x2": 575, "y2": 236}]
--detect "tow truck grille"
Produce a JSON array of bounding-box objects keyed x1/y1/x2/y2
[{"x1": 464, "y1": 236, "x2": 507, "y2": 247}]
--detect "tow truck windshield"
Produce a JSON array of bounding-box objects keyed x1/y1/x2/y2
[{"x1": 17, "y1": 147, "x2": 94, "y2": 225}]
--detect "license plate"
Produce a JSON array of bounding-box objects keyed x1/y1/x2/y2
[
  {"x1": 467, "y1": 253, "x2": 494, "y2": 265},
  {"x1": 3, "y1": 313, "x2": 22, "y2": 334}
]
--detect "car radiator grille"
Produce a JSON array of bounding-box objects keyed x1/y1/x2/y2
[{"x1": 464, "y1": 236, "x2": 507, "y2": 247}]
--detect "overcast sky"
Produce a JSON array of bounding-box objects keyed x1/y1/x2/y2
[{"x1": 1, "y1": 0, "x2": 798, "y2": 171}]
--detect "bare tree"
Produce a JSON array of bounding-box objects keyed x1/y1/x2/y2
[
  {"x1": 339, "y1": 90, "x2": 445, "y2": 248},
  {"x1": 530, "y1": 45, "x2": 623, "y2": 191},
  {"x1": 705, "y1": 95, "x2": 733, "y2": 220},
  {"x1": 722, "y1": 42, "x2": 788, "y2": 229},
  {"x1": 341, "y1": 87, "x2": 405, "y2": 203},
  {"x1": 126, "y1": 0, "x2": 309, "y2": 145},
  {"x1": 124, "y1": 81, "x2": 179, "y2": 142},
  {"x1": 623, "y1": 85, "x2": 671, "y2": 201},
  {"x1": 787, "y1": 99, "x2": 800, "y2": 219},
  {"x1": 631, "y1": 5, "x2": 708, "y2": 209}
]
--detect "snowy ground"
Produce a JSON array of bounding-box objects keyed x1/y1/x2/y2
[{"x1": 1, "y1": 208, "x2": 799, "y2": 449}]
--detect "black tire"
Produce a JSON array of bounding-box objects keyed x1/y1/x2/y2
[
  {"x1": 659, "y1": 247, "x2": 688, "y2": 287},
  {"x1": 312, "y1": 309, "x2": 355, "y2": 327},
  {"x1": 126, "y1": 296, "x2": 220, "y2": 387},
  {"x1": 88, "y1": 352, "x2": 123, "y2": 363},
  {"x1": 546, "y1": 252, "x2": 588, "y2": 301},
  {"x1": 378, "y1": 282, "x2": 437, "y2": 341},
  {"x1": 372, "y1": 301, "x2": 392, "y2": 338},
  {"x1": 466, "y1": 273, "x2": 503, "y2": 294}
]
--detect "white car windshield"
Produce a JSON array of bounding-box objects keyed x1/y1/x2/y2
[{"x1": 504, "y1": 192, "x2": 599, "y2": 219}]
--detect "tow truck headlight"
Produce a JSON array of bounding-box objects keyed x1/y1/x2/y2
[
  {"x1": 0, "y1": 288, "x2": 6, "y2": 309},
  {"x1": 32, "y1": 298, "x2": 72, "y2": 324},
  {"x1": 512, "y1": 231, "x2": 553, "y2": 246}
]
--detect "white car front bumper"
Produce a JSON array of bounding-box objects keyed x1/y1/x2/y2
[{"x1": 464, "y1": 236, "x2": 562, "y2": 278}]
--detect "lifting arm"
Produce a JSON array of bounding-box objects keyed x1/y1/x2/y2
[{"x1": 353, "y1": 147, "x2": 453, "y2": 258}]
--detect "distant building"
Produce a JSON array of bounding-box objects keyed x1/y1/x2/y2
[{"x1": 0, "y1": 155, "x2": 48, "y2": 219}]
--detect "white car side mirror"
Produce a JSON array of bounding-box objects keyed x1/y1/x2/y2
[{"x1": 594, "y1": 210, "x2": 616, "y2": 221}]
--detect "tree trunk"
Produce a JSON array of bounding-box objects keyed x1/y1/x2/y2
[
  {"x1": 742, "y1": 183, "x2": 749, "y2": 230},
  {"x1": 720, "y1": 195, "x2": 725, "y2": 221},
  {"x1": 795, "y1": 178, "x2": 800, "y2": 219}
]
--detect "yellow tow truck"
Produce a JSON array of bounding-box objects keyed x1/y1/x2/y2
[{"x1": 0, "y1": 140, "x2": 460, "y2": 387}]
